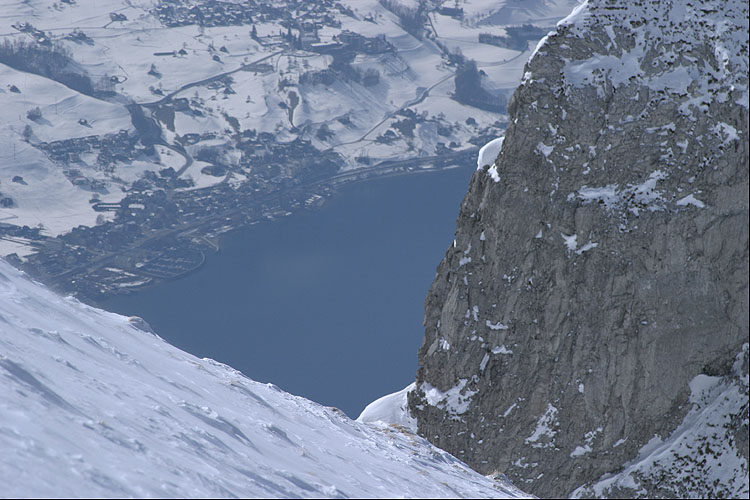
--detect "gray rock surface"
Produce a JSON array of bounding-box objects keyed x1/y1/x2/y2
[{"x1": 408, "y1": 1, "x2": 749, "y2": 497}]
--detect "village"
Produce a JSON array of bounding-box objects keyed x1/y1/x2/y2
[
  {"x1": 0, "y1": 0, "x2": 516, "y2": 300},
  {"x1": 13, "y1": 150, "x2": 474, "y2": 300},
  {"x1": 10, "y1": 131, "x2": 343, "y2": 297}
]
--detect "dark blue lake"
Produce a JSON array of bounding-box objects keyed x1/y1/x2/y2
[{"x1": 101, "y1": 167, "x2": 473, "y2": 417}]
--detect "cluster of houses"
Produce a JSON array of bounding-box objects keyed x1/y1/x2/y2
[
  {"x1": 11, "y1": 22, "x2": 50, "y2": 45},
  {"x1": 37, "y1": 131, "x2": 139, "y2": 170},
  {"x1": 20, "y1": 134, "x2": 340, "y2": 297},
  {"x1": 150, "y1": 0, "x2": 392, "y2": 59},
  {"x1": 150, "y1": 0, "x2": 342, "y2": 29},
  {"x1": 35, "y1": 131, "x2": 145, "y2": 192}
]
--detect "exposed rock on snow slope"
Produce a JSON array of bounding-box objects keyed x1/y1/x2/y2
[
  {"x1": 409, "y1": 0, "x2": 749, "y2": 497},
  {"x1": 0, "y1": 259, "x2": 529, "y2": 498},
  {"x1": 572, "y1": 344, "x2": 749, "y2": 498}
]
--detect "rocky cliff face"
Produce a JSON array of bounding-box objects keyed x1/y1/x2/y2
[{"x1": 409, "y1": 0, "x2": 749, "y2": 497}]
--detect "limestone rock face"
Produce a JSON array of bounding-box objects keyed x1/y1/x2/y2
[{"x1": 409, "y1": 1, "x2": 749, "y2": 497}]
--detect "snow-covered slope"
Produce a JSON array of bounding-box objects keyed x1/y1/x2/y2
[
  {"x1": 358, "y1": 382, "x2": 418, "y2": 432},
  {"x1": 0, "y1": 258, "x2": 528, "y2": 498}
]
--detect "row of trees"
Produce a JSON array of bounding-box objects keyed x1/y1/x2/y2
[
  {"x1": 379, "y1": 0, "x2": 427, "y2": 39},
  {"x1": 453, "y1": 60, "x2": 506, "y2": 113},
  {"x1": 300, "y1": 50, "x2": 381, "y2": 88},
  {"x1": 0, "y1": 39, "x2": 116, "y2": 97},
  {"x1": 478, "y1": 24, "x2": 548, "y2": 52},
  {"x1": 0, "y1": 39, "x2": 94, "y2": 95}
]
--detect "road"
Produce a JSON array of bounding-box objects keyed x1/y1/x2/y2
[
  {"x1": 330, "y1": 35, "x2": 528, "y2": 150},
  {"x1": 140, "y1": 49, "x2": 286, "y2": 107},
  {"x1": 331, "y1": 69, "x2": 457, "y2": 149}
]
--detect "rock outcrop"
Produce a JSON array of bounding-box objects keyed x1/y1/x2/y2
[{"x1": 409, "y1": 0, "x2": 749, "y2": 497}]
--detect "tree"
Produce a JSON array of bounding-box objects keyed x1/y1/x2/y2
[
  {"x1": 27, "y1": 107, "x2": 42, "y2": 121},
  {"x1": 22, "y1": 125, "x2": 33, "y2": 141}
]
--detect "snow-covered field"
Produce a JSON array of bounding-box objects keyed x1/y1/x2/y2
[
  {"x1": 0, "y1": 0, "x2": 579, "y2": 256},
  {"x1": 0, "y1": 258, "x2": 530, "y2": 498}
]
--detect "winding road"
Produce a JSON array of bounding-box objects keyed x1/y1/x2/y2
[{"x1": 140, "y1": 49, "x2": 287, "y2": 108}]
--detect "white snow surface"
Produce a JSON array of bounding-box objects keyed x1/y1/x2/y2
[
  {"x1": 486, "y1": 320, "x2": 509, "y2": 331},
  {"x1": 421, "y1": 379, "x2": 478, "y2": 419},
  {"x1": 561, "y1": 232, "x2": 578, "y2": 251},
  {"x1": 0, "y1": 259, "x2": 528, "y2": 499},
  {"x1": 487, "y1": 165, "x2": 501, "y2": 183},
  {"x1": 576, "y1": 170, "x2": 671, "y2": 215},
  {"x1": 491, "y1": 345, "x2": 513, "y2": 355},
  {"x1": 676, "y1": 194, "x2": 706, "y2": 208},
  {"x1": 357, "y1": 382, "x2": 417, "y2": 433},
  {"x1": 525, "y1": 404, "x2": 560, "y2": 449},
  {"x1": 477, "y1": 137, "x2": 505, "y2": 170}
]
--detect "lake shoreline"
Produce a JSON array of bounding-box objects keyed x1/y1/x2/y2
[
  {"x1": 90, "y1": 162, "x2": 474, "y2": 301},
  {"x1": 98, "y1": 166, "x2": 474, "y2": 418}
]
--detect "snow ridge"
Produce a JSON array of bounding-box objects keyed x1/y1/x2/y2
[{"x1": 0, "y1": 259, "x2": 527, "y2": 498}]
